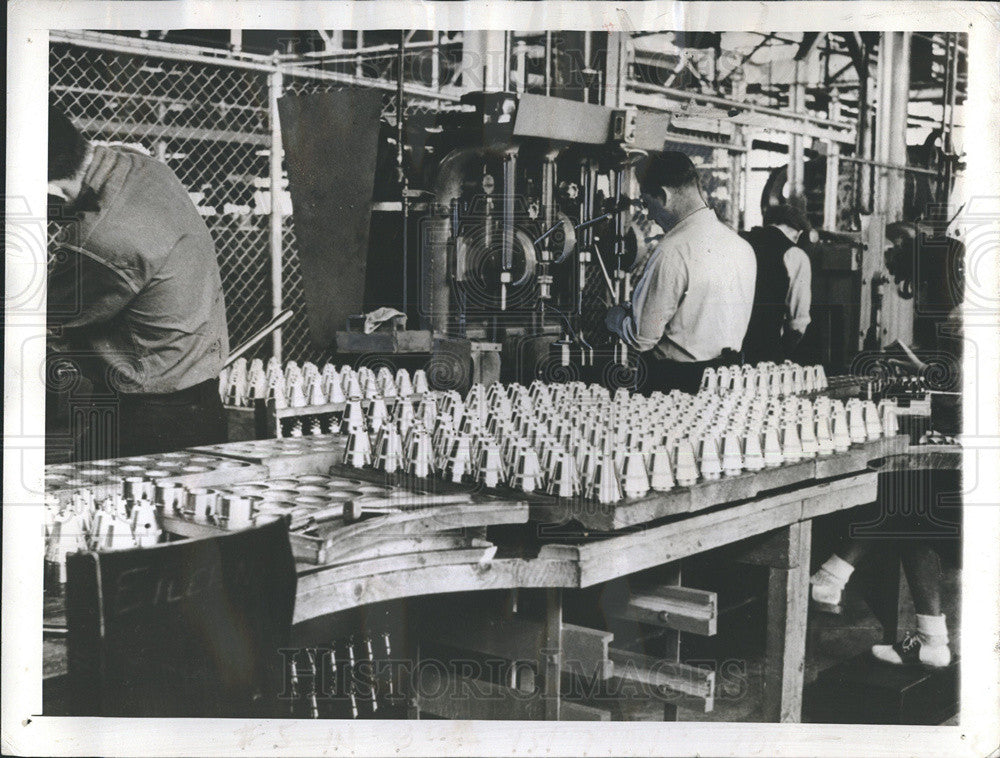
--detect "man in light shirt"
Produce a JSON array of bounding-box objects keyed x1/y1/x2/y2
[
  {"x1": 740, "y1": 203, "x2": 813, "y2": 364},
  {"x1": 47, "y1": 106, "x2": 230, "y2": 458},
  {"x1": 605, "y1": 151, "x2": 757, "y2": 394}
]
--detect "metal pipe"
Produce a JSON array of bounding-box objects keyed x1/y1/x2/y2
[
  {"x1": 268, "y1": 64, "x2": 284, "y2": 361},
  {"x1": 835, "y1": 153, "x2": 939, "y2": 177},
  {"x1": 544, "y1": 32, "x2": 552, "y2": 96},
  {"x1": 397, "y1": 32, "x2": 409, "y2": 321},
  {"x1": 225, "y1": 310, "x2": 294, "y2": 368},
  {"x1": 887, "y1": 32, "x2": 912, "y2": 220},
  {"x1": 823, "y1": 95, "x2": 841, "y2": 229},
  {"x1": 627, "y1": 79, "x2": 853, "y2": 131}
]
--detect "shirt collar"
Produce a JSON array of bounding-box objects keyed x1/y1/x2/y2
[{"x1": 668, "y1": 205, "x2": 713, "y2": 236}]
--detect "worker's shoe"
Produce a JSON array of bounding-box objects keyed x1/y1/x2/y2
[
  {"x1": 872, "y1": 614, "x2": 951, "y2": 668},
  {"x1": 871, "y1": 632, "x2": 951, "y2": 668},
  {"x1": 809, "y1": 554, "x2": 855, "y2": 614}
]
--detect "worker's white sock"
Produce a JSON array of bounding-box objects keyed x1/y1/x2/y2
[
  {"x1": 916, "y1": 613, "x2": 950, "y2": 648},
  {"x1": 821, "y1": 554, "x2": 855, "y2": 584},
  {"x1": 810, "y1": 554, "x2": 855, "y2": 608}
]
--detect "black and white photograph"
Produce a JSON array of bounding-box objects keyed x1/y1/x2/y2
[{"x1": 5, "y1": 2, "x2": 1000, "y2": 756}]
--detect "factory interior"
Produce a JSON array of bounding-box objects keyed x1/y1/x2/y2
[{"x1": 43, "y1": 28, "x2": 966, "y2": 724}]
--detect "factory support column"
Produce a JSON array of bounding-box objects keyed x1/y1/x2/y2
[
  {"x1": 882, "y1": 31, "x2": 914, "y2": 345},
  {"x1": 823, "y1": 95, "x2": 841, "y2": 231},
  {"x1": 788, "y1": 60, "x2": 807, "y2": 199},
  {"x1": 269, "y1": 64, "x2": 285, "y2": 362},
  {"x1": 865, "y1": 32, "x2": 913, "y2": 349},
  {"x1": 461, "y1": 31, "x2": 507, "y2": 91},
  {"x1": 603, "y1": 32, "x2": 629, "y2": 107}
]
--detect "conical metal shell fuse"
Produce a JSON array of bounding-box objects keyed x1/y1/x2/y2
[
  {"x1": 444, "y1": 433, "x2": 473, "y2": 483},
  {"x1": 781, "y1": 421, "x2": 803, "y2": 463},
  {"x1": 673, "y1": 439, "x2": 698, "y2": 486},
  {"x1": 799, "y1": 416, "x2": 818, "y2": 458},
  {"x1": 326, "y1": 373, "x2": 346, "y2": 405},
  {"x1": 373, "y1": 425, "x2": 404, "y2": 473},
  {"x1": 546, "y1": 450, "x2": 581, "y2": 498},
  {"x1": 378, "y1": 370, "x2": 398, "y2": 398},
  {"x1": 587, "y1": 452, "x2": 622, "y2": 504},
  {"x1": 831, "y1": 407, "x2": 851, "y2": 452},
  {"x1": 621, "y1": 451, "x2": 650, "y2": 499},
  {"x1": 509, "y1": 443, "x2": 542, "y2": 493},
  {"x1": 366, "y1": 397, "x2": 389, "y2": 434},
  {"x1": 879, "y1": 401, "x2": 899, "y2": 437},
  {"x1": 406, "y1": 429, "x2": 434, "y2": 478},
  {"x1": 306, "y1": 375, "x2": 327, "y2": 407},
  {"x1": 343, "y1": 427, "x2": 372, "y2": 468},
  {"x1": 649, "y1": 447, "x2": 675, "y2": 491},
  {"x1": 742, "y1": 431, "x2": 765, "y2": 471},
  {"x1": 698, "y1": 436, "x2": 722, "y2": 481},
  {"x1": 396, "y1": 368, "x2": 413, "y2": 397},
  {"x1": 476, "y1": 442, "x2": 504, "y2": 488},
  {"x1": 287, "y1": 376, "x2": 308, "y2": 408},
  {"x1": 340, "y1": 399, "x2": 366, "y2": 434},
  {"x1": 344, "y1": 372, "x2": 363, "y2": 400},
  {"x1": 815, "y1": 413, "x2": 835, "y2": 455},
  {"x1": 863, "y1": 400, "x2": 882, "y2": 440},
  {"x1": 762, "y1": 427, "x2": 783, "y2": 467},
  {"x1": 846, "y1": 401, "x2": 867, "y2": 443},
  {"x1": 721, "y1": 433, "x2": 744, "y2": 476},
  {"x1": 412, "y1": 369, "x2": 429, "y2": 395}
]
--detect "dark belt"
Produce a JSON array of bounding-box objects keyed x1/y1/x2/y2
[{"x1": 119, "y1": 378, "x2": 220, "y2": 405}]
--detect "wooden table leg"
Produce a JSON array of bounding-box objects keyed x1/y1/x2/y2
[
  {"x1": 543, "y1": 588, "x2": 562, "y2": 720},
  {"x1": 762, "y1": 521, "x2": 811, "y2": 723},
  {"x1": 660, "y1": 562, "x2": 683, "y2": 722}
]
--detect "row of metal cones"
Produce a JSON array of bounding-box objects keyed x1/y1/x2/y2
[
  {"x1": 221, "y1": 358, "x2": 429, "y2": 409},
  {"x1": 335, "y1": 379, "x2": 900, "y2": 504},
  {"x1": 700, "y1": 361, "x2": 828, "y2": 397}
]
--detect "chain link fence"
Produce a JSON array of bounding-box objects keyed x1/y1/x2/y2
[{"x1": 49, "y1": 32, "x2": 456, "y2": 367}]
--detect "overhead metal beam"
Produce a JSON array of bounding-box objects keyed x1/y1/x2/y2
[{"x1": 794, "y1": 32, "x2": 823, "y2": 61}]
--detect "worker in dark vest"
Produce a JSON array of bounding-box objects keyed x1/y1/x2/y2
[
  {"x1": 47, "y1": 106, "x2": 230, "y2": 459},
  {"x1": 740, "y1": 204, "x2": 813, "y2": 364}
]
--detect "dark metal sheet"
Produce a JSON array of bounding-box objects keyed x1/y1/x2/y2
[
  {"x1": 513, "y1": 93, "x2": 613, "y2": 145},
  {"x1": 278, "y1": 90, "x2": 383, "y2": 347}
]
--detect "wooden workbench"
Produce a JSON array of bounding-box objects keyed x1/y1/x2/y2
[{"x1": 45, "y1": 435, "x2": 911, "y2": 723}]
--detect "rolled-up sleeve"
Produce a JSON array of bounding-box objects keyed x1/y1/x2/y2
[
  {"x1": 48, "y1": 245, "x2": 139, "y2": 329},
  {"x1": 783, "y1": 246, "x2": 812, "y2": 333},
  {"x1": 620, "y1": 245, "x2": 688, "y2": 352}
]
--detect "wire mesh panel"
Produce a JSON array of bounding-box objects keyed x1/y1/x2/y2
[{"x1": 49, "y1": 41, "x2": 275, "y2": 362}]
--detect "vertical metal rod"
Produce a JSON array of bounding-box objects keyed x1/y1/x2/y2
[
  {"x1": 823, "y1": 94, "x2": 841, "y2": 230},
  {"x1": 397, "y1": 32, "x2": 408, "y2": 320},
  {"x1": 940, "y1": 32, "x2": 953, "y2": 148},
  {"x1": 946, "y1": 32, "x2": 958, "y2": 155},
  {"x1": 543, "y1": 588, "x2": 562, "y2": 720},
  {"x1": 544, "y1": 32, "x2": 552, "y2": 96},
  {"x1": 268, "y1": 62, "x2": 284, "y2": 362},
  {"x1": 788, "y1": 60, "x2": 806, "y2": 198},
  {"x1": 515, "y1": 40, "x2": 527, "y2": 93},
  {"x1": 431, "y1": 32, "x2": 441, "y2": 109}
]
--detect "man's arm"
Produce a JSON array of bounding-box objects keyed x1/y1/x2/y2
[
  {"x1": 48, "y1": 245, "x2": 140, "y2": 330},
  {"x1": 609, "y1": 245, "x2": 687, "y2": 351},
  {"x1": 784, "y1": 246, "x2": 812, "y2": 335}
]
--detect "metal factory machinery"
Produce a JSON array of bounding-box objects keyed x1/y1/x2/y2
[{"x1": 279, "y1": 88, "x2": 668, "y2": 390}]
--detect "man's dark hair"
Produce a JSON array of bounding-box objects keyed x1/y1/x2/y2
[
  {"x1": 763, "y1": 203, "x2": 811, "y2": 232},
  {"x1": 639, "y1": 151, "x2": 700, "y2": 195},
  {"x1": 49, "y1": 106, "x2": 88, "y2": 181}
]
